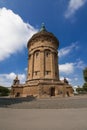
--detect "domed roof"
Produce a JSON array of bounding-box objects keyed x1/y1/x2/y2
[{"x1": 27, "y1": 24, "x2": 59, "y2": 48}]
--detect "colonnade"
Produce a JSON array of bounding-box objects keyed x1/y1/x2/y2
[{"x1": 27, "y1": 48, "x2": 59, "y2": 81}]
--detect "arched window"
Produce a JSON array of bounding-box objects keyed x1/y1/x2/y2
[
  {"x1": 45, "y1": 49, "x2": 51, "y2": 57},
  {"x1": 34, "y1": 50, "x2": 40, "y2": 58}
]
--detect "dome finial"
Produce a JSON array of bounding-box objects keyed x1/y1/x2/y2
[
  {"x1": 15, "y1": 75, "x2": 18, "y2": 80},
  {"x1": 40, "y1": 23, "x2": 46, "y2": 31}
]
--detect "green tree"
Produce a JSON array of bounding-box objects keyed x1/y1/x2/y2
[
  {"x1": 0, "y1": 86, "x2": 10, "y2": 96},
  {"x1": 83, "y1": 67, "x2": 87, "y2": 82},
  {"x1": 76, "y1": 87, "x2": 84, "y2": 93},
  {"x1": 83, "y1": 83, "x2": 87, "y2": 92}
]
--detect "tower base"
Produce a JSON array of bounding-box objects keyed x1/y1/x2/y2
[{"x1": 11, "y1": 79, "x2": 73, "y2": 98}]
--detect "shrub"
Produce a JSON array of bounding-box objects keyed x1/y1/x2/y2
[{"x1": 0, "y1": 86, "x2": 10, "y2": 96}]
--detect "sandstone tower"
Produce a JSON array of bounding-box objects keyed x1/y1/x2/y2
[
  {"x1": 27, "y1": 24, "x2": 59, "y2": 82},
  {"x1": 11, "y1": 24, "x2": 73, "y2": 98}
]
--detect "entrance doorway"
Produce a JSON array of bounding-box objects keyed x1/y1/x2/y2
[
  {"x1": 66, "y1": 91, "x2": 70, "y2": 97},
  {"x1": 50, "y1": 87, "x2": 55, "y2": 96},
  {"x1": 16, "y1": 92, "x2": 20, "y2": 97}
]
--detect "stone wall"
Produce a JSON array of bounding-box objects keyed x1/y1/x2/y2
[{"x1": 27, "y1": 39, "x2": 59, "y2": 82}]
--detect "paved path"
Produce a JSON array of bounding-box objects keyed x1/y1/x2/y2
[
  {"x1": 0, "y1": 96, "x2": 87, "y2": 130},
  {"x1": 3, "y1": 95, "x2": 87, "y2": 109},
  {"x1": 0, "y1": 108, "x2": 87, "y2": 130}
]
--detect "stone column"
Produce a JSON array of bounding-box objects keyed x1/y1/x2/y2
[
  {"x1": 27, "y1": 56, "x2": 29, "y2": 80},
  {"x1": 51, "y1": 52, "x2": 55, "y2": 79},
  {"x1": 27, "y1": 53, "x2": 34, "y2": 80},
  {"x1": 31, "y1": 53, "x2": 34, "y2": 79},
  {"x1": 40, "y1": 50, "x2": 45, "y2": 78},
  {"x1": 55, "y1": 53, "x2": 59, "y2": 80},
  {"x1": 57, "y1": 55, "x2": 60, "y2": 80},
  {"x1": 62, "y1": 84, "x2": 66, "y2": 97}
]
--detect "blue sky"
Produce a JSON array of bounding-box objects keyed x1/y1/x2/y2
[{"x1": 0, "y1": 0, "x2": 87, "y2": 87}]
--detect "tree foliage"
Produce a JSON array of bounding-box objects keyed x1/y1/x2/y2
[
  {"x1": 83, "y1": 68, "x2": 87, "y2": 82},
  {"x1": 83, "y1": 83, "x2": 87, "y2": 92},
  {"x1": 0, "y1": 86, "x2": 10, "y2": 96},
  {"x1": 76, "y1": 87, "x2": 84, "y2": 93}
]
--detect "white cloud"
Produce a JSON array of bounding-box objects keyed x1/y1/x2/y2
[
  {"x1": 65, "y1": 0, "x2": 87, "y2": 18},
  {"x1": 59, "y1": 42, "x2": 78, "y2": 57},
  {"x1": 59, "y1": 63, "x2": 75, "y2": 74},
  {"x1": 60, "y1": 76, "x2": 81, "y2": 87},
  {"x1": 59, "y1": 60, "x2": 85, "y2": 86},
  {"x1": 74, "y1": 77, "x2": 78, "y2": 81},
  {"x1": 73, "y1": 85, "x2": 78, "y2": 88},
  {"x1": 59, "y1": 59, "x2": 85, "y2": 74},
  {"x1": 25, "y1": 68, "x2": 28, "y2": 71},
  {"x1": 76, "y1": 59, "x2": 85, "y2": 69},
  {"x1": 0, "y1": 72, "x2": 26, "y2": 87},
  {"x1": 0, "y1": 7, "x2": 38, "y2": 61}
]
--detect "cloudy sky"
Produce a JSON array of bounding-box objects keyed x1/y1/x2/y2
[{"x1": 0, "y1": 0, "x2": 87, "y2": 87}]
